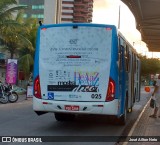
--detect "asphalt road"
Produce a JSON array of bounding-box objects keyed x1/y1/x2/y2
[{"x1": 0, "y1": 87, "x2": 152, "y2": 145}]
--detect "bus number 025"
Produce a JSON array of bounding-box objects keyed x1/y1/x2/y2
[{"x1": 91, "y1": 94, "x2": 102, "y2": 99}]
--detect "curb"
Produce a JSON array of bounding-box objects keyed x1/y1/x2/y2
[{"x1": 122, "y1": 97, "x2": 151, "y2": 145}]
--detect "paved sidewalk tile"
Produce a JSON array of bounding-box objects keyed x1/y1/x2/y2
[{"x1": 127, "y1": 98, "x2": 160, "y2": 145}]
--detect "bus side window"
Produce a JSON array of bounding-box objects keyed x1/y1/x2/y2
[
  {"x1": 118, "y1": 45, "x2": 123, "y2": 70},
  {"x1": 125, "y1": 45, "x2": 130, "y2": 72},
  {"x1": 137, "y1": 59, "x2": 139, "y2": 71},
  {"x1": 129, "y1": 53, "x2": 131, "y2": 71},
  {"x1": 134, "y1": 54, "x2": 136, "y2": 73}
]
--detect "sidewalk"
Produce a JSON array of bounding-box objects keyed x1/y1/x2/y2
[
  {"x1": 126, "y1": 89, "x2": 160, "y2": 145},
  {"x1": 17, "y1": 93, "x2": 28, "y2": 102}
]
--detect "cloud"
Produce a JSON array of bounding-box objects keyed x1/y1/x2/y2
[
  {"x1": 93, "y1": 0, "x2": 119, "y2": 25},
  {"x1": 94, "y1": 0, "x2": 107, "y2": 7},
  {"x1": 94, "y1": 0, "x2": 113, "y2": 10}
]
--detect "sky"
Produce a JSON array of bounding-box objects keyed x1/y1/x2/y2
[{"x1": 92, "y1": 0, "x2": 160, "y2": 58}]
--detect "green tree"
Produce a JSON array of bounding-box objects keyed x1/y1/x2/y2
[
  {"x1": 18, "y1": 54, "x2": 34, "y2": 79},
  {"x1": 0, "y1": 11, "x2": 33, "y2": 58},
  {"x1": 18, "y1": 17, "x2": 37, "y2": 57},
  {"x1": 0, "y1": 1, "x2": 37, "y2": 82},
  {"x1": 139, "y1": 55, "x2": 160, "y2": 76},
  {"x1": 18, "y1": 17, "x2": 38, "y2": 79},
  {"x1": 0, "y1": 0, "x2": 27, "y2": 27},
  {"x1": 0, "y1": 0, "x2": 28, "y2": 58}
]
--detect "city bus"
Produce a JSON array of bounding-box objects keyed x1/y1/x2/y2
[{"x1": 33, "y1": 23, "x2": 141, "y2": 125}]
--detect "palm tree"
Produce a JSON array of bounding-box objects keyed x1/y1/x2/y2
[
  {"x1": 0, "y1": 1, "x2": 37, "y2": 83},
  {"x1": 19, "y1": 17, "x2": 38, "y2": 56},
  {"x1": 0, "y1": 0, "x2": 28, "y2": 58},
  {"x1": 18, "y1": 17, "x2": 38, "y2": 79},
  {"x1": 0, "y1": 0, "x2": 27, "y2": 20},
  {"x1": 1, "y1": 10, "x2": 38, "y2": 80},
  {"x1": 18, "y1": 54, "x2": 34, "y2": 79},
  {"x1": 0, "y1": 11, "x2": 33, "y2": 59}
]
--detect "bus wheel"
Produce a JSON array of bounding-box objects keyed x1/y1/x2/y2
[{"x1": 54, "y1": 113, "x2": 75, "y2": 121}]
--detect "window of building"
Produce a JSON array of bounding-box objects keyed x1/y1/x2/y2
[
  {"x1": 62, "y1": 7, "x2": 73, "y2": 10},
  {"x1": 62, "y1": 1, "x2": 74, "y2": 4},
  {"x1": 38, "y1": 14, "x2": 44, "y2": 18},
  {"x1": 75, "y1": 0, "x2": 82, "y2": 2},
  {"x1": 19, "y1": 4, "x2": 27, "y2": 7},
  {"x1": 32, "y1": 5, "x2": 44, "y2": 10},
  {"x1": 61, "y1": 18, "x2": 73, "y2": 21},
  {"x1": 62, "y1": 12, "x2": 73, "y2": 15},
  {"x1": 31, "y1": 14, "x2": 44, "y2": 18},
  {"x1": 32, "y1": 5, "x2": 37, "y2": 9}
]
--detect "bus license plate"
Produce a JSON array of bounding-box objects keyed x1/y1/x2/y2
[{"x1": 65, "y1": 105, "x2": 79, "y2": 111}]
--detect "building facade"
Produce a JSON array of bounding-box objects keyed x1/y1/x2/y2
[
  {"x1": 17, "y1": 0, "x2": 45, "y2": 21},
  {"x1": 61, "y1": 0, "x2": 93, "y2": 23},
  {"x1": 17, "y1": 0, "x2": 93, "y2": 24},
  {"x1": 44, "y1": 0, "x2": 62, "y2": 24}
]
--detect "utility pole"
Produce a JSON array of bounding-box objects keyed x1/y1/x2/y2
[{"x1": 118, "y1": 5, "x2": 121, "y2": 29}]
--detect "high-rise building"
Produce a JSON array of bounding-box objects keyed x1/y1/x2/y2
[
  {"x1": 61, "y1": 0, "x2": 93, "y2": 23},
  {"x1": 17, "y1": 0, "x2": 93, "y2": 24},
  {"x1": 17, "y1": 0, "x2": 45, "y2": 21},
  {"x1": 44, "y1": 0, "x2": 62, "y2": 24}
]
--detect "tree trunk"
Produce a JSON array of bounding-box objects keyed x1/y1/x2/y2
[
  {"x1": 10, "y1": 53, "x2": 14, "y2": 59},
  {"x1": 10, "y1": 49, "x2": 15, "y2": 59}
]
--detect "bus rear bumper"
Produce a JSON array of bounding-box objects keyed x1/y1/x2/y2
[{"x1": 33, "y1": 97, "x2": 119, "y2": 116}]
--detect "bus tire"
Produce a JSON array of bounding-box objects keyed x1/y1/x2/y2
[{"x1": 54, "y1": 113, "x2": 75, "y2": 121}]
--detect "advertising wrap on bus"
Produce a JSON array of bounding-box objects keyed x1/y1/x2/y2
[
  {"x1": 39, "y1": 25, "x2": 112, "y2": 102},
  {"x1": 33, "y1": 23, "x2": 141, "y2": 125}
]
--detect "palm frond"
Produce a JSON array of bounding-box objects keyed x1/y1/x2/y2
[
  {"x1": 15, "y1": 10, "x2": 24, "y2": 23},
  {"x1": 0, "y1": 5, "x2": 27, "y2": 21},
  {"x1": 17, "y1": 33, "x2": 34, "y2": 50},
  {"x1": 18, "y1": 54, "x2": 34, "y2": 76}
]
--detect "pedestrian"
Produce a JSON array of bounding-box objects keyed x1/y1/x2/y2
[{"x1": 149, "y1": 74, "x2": 160, "y2": 118}]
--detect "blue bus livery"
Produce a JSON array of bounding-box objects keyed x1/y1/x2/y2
[{"x1": 33, "y1": 23, "x2": 141, "y2": 125}]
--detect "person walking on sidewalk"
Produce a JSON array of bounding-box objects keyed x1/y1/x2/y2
[{"x1": 149, "y1": 74, "x2": 160, "y2": 118}]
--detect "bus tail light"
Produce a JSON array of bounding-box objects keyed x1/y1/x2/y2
[
  {"x1": 106, "y1": 78, "x2": 115, "y2": 101},
  {"x1": 34, "y1": 75, "x2": 41, "y2": 99}
]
